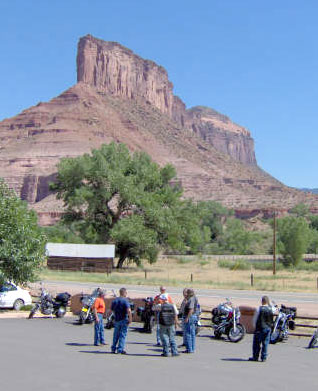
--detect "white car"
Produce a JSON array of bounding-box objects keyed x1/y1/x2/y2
[{"x1": 0, "y1": 282, "x2": 32, "y2": 310}]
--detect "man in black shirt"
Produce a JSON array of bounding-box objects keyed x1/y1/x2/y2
[{"x1": 249, "y1": 296, "x2": 274, "y2": 362}]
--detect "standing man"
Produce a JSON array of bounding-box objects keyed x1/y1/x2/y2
[
  {"x1": 153, "y1": 286, "x2": 172, "y2": 346},
  {"x1": 111, "y1": 287, "x2": 132, "y2": 354},
  {"x1": 183, "y1": 288, "x2": 199, "y2": 354},
  {"x1": 159, "y1": 295, "x2": 179, "y2": 357},
  {"x1": 93, "y1": 289, "x2": 106, "y2": 346},
  {"x1": 178, "y1": 288, "x2": 188, "y2": 348},
  {"x1": 249, "y1": 296, "x2": 274, "y2": 362}
]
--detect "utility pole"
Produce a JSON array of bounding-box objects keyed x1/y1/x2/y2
[{"x1": 273, "y1": 210, "x2": 277, "y2": 275}]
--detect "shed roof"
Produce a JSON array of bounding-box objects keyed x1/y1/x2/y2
[{"x1": 46, "y1": 243, "x2": 115, "y2": 258}]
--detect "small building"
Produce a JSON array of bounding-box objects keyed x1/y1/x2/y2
[{"x1": 46, "y1": 243, "x2": 115, "y2": 273}]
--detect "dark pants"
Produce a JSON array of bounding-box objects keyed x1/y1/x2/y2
[{"x1": 252, "y1": 327, "x2": 271, "y2": 361}]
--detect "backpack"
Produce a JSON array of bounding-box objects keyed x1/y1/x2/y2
[{"x1": 159, "y1": 303, "x2": 175, "y2": 326}]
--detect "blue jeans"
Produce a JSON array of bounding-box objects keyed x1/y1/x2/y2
[
  {"x1": 111, "y1": 319, "x2": 129, "y2": 353},
  {"x1": 159, "y1": 325, "x2": 178, "y2": 356},
  {"x1": 156, "y1": 312, "x2": 161, "y2": 344},
  {"x1": 94, "y1": 313, "x2": 105, "y2": 345},
  {"x1": 184, "y1": 315, "x2": 197, "y2": 353},
  {"x1": 252, "y1": 327, "x2": 271, "y2": 360}
]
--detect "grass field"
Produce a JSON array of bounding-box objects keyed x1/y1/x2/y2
[{"x1": 40, "y1": 255, "x2": 318, "y2": 292}]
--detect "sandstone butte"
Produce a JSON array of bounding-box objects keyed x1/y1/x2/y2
[{"x1": 0, "y1": 34, "x2": 317, "y2": 225}]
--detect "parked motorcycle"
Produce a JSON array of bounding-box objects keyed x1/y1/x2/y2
[
  {"x1": 28, "y1": 287, "x2": 70, "y2": 319},
  {"x1": 270, "y1": 304, "x2": 297, "y2": 344},
  {"x1": 137, "y1": 297, "x2": 155, "y2": 333},
  {"x1": 78, "y1": 288, "x2": 101, "y2": 325},
  {"x1": 308, "y1": 327, "x2": 318, "y2": 349},
  {"x1": 211, "y1": 299, "x2": 246, "y2": 342}
]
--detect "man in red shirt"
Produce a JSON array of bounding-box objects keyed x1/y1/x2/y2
[{"x1": 93, "y1": 289, "x2": 106, "y2": 346}]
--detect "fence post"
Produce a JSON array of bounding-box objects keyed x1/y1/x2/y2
[
  {"x1": 145, "y1": 270, "x2": 147, "y2": 280},
  {"x1": 191, "y1": 273, "x2": 193, "y2": 283},
  {"x1": 251, "y1": 273, "x2": 254, "y2": 287}
]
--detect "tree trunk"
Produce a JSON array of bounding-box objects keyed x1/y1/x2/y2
[{"x1": 116, "y1": 255, "x2": 126, "y2": 269}]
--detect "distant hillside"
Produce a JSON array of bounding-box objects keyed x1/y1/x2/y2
[{"x1": 300, "y1": 188, "x2": 318, "y2": 194}]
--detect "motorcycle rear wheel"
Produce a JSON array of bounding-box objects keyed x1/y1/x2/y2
[{"x1": 227, "y1": 324, "x2": 245, "y2": 343}]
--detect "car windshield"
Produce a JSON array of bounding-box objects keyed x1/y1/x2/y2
[{"x1": 0, "y1": 283, "x2": 17, "y2": 292}]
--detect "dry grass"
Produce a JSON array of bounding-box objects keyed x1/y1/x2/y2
[{"x1": 40, "y1": 255, "x2": 318, "y2": 293}]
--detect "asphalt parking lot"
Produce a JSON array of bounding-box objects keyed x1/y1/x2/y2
[{"x1": 1, "y1": 317, "x2": 317, "y2": 391}]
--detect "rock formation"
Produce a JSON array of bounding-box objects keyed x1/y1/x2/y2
[
  {"x1": 77, "y1": 35, "x2": 256, "y2": 165},
  {"x1": 0, "y1": 34, "x2": 317, "y2": 224}
]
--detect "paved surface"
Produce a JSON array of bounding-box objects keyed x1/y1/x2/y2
[
  {"x1": 33, "y1": 280, "x2": 318, "y2": 316},
  {"x1": 1, "y1": 316, "x2": 318, "y2": 391}
]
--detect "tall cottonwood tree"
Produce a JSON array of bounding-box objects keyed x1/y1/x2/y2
[
  {"x1": 52, "y1": 142, "x2": 207, "y2": 268},
  {"x1": 0, "y1": 180, "x2": 46, "y2": 284}
]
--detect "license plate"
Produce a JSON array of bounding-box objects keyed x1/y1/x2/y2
[{"x1": 82, "y1": 308, "x2": 88, "y2": 312}]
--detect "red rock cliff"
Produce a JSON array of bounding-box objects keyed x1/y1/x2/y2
[{"x1": 77, "y1": 35, "x2": 256, "y2": 165}]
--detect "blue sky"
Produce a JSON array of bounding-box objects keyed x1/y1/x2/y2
[{"x1": 0, "y1": 0, "x2": 317, "y2": 188}]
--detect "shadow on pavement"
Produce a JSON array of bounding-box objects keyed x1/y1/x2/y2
[
  {"x1": 79, "y1": 350, "x2": 159, "y2": 357},
  {"x1": 66, "y1": 342, "x2": 93, "y2": 347},
  {"x1": 221, "y1": 358, "x2": 250, "y2": 362}
]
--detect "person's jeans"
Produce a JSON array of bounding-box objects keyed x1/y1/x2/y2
[
  {"x1": 182, "y1": 317, "x2": 186, "y2": 345},
  {"x1": 94, "y1": 313, "x2": 105, "y2": 345},
  {"x1": 159, "y1": 325, "x2": 178, "y2": 356},
  {"x1": 184, "y1": 315, "x2": 197, "y2": 353},
  {"x1": 111, "y1": 319, "x2": 129, "y2": 353},
  {"x1": 252, "y1": 327, "x2": 271, "y2": 360},
  {"x1": 156, "y1": 312, "x2": 161, "y2": 344}
]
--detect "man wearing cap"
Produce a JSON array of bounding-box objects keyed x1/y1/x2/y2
[
  {"x1": 153, "y1": 286, "x2": 173, "y2": 346},
  {"x1": 158, "y1": 295, "x2": 179, "y2": 357},
  {"x1": 93, "y1": 289, "x2": 106, "y2": 346}
]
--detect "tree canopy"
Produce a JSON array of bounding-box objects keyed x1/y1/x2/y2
[
  {"x1": 276, "y1": 216, "x2": 312, "y2": 266},
  {"x1": 52, "y1": 142, "x2": 208, "y2": 267},
  {"x1": 0, "y1": 180, "x2": 46, "y2": 284}
]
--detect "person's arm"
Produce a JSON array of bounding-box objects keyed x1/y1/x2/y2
[
  {"x1": 184, "y1": 308, "x2": 193, "y2": 323},
  {"x1": 127, "y1": 306, "x2": 132, "y2": 324},
  {"x1": 93, "y1": 300, "x2": 99, "y2": 322}
]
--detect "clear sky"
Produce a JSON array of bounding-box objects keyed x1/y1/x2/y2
[{"x1": 0, "y1": 0, "x2": 317, "y2": 188}]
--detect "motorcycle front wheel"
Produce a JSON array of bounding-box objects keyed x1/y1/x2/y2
[
  {"x1": 308, "y1": 334, "x2": 318, "y2": 349},
  {"x1": 78, "y1": 311, "x2": 87, "y2": 325},
  {"x1": 56, "y1": 306, "x2": 66, "y2": 318},
  {"x1": 227, "y1": 324, "x2": 246, "y2": 342},
  {"x1": 270, "y1": 329, "x2": 282, "y2": 344},
  {"x1": 28, "y1": 305, "x2": 38, "y2": 319}
]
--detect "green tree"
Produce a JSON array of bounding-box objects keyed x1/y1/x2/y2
[
  {"x1": 52, "y1": 143, "x2": 207, "y2": 268},
  {"x1": 196, "y1": 200, "x2": 231, "y2": 240},
  {"x1": 290, "y1": 203, "x2": 310, "y2": 218},
  {"x1": 218, "y1": 218, "x2": 255, "y2": 255},
  {"x1": 276, "y1": 216, "x2": 311, "y2": 266},
  {"x1": 42, "y1": 223, "x2": 84, "y2": 244},
  {"x1": 0, "y1": 180, "x2": 46, "y2": 284}
]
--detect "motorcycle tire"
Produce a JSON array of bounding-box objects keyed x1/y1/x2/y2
[
  {"x1": 213, "y1": 330, "x2": 222, "y2": 339},
  {"x1": 270, "y1": 329, "x2": 282, "y2": 344},
  {"x1": 56, "y1": 306, "x2": 66, "y2": 318},
  {"x1": 105, "y1": 319, "x2": 114, "y2": 329},
  {"x1": 78, "y1": 311, "x2": 87, "y2": 325},
  {"x1": 308, "y1": 335, "x2": 318, "y2": 349},
  {"x1": 227, "y1": 324, "x2": 246, "y2": 343},
  {"x1": 28, "y1": 307, "x2": 37, "y2": 319}
]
